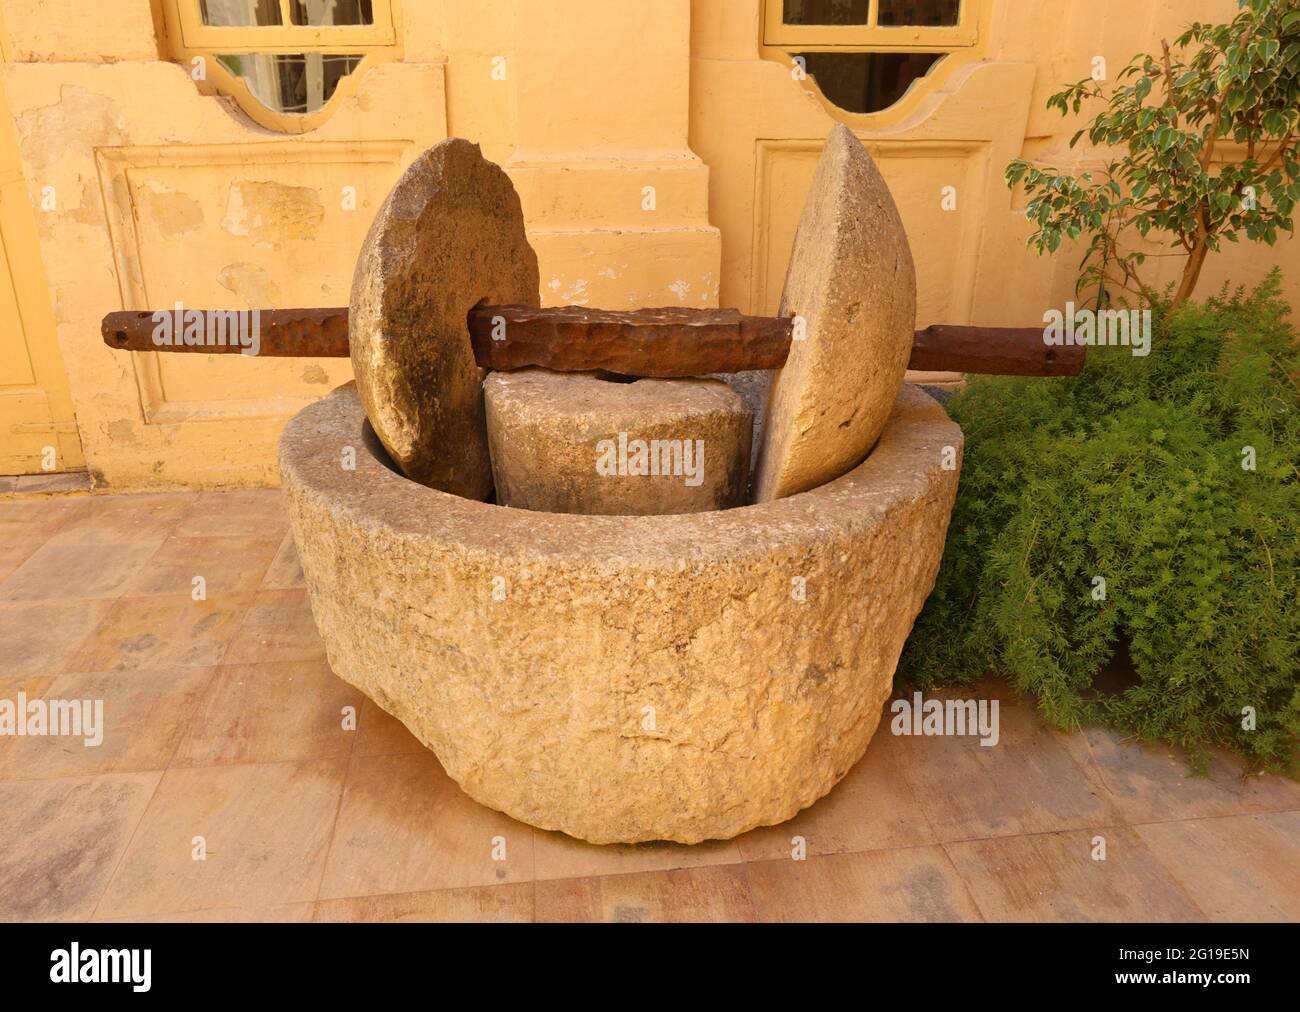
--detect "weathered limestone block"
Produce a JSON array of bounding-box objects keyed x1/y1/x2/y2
[
  {"x1": 484, "y1": 369, "x2": 751, "y2": 515},
  {"x1": 280, "y1": 381, "x2": 962, "y2": 844},
  {"x1": 350, "y1": 138, "x2": 539, "y2": 499},
  {"x1": 753, "y1": 124, "x2": 917, "y2": 503}
]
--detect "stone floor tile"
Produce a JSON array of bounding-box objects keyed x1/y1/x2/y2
[
  {"x1": 0, "y1": 599, "x2": 112, "y2": 677},
  {"x1": 744, "y1": 846, "x2": 984, "y2": 922},
  {"x1": 119, "y1": 536, "x2": 280, "y2": 598},
  {"x1": 175, "y1": 490, "x2": 288, "y2": 539},
  {"x1": 535, "y1": 865, "x2": 755, "y2": 923},
  {"x1": 65, "y1": 594, "x2": 251, "y2": 673},
  {"x1": 1135, "y1": 812, "x2": 1300, "y2": 922},
  {"x1": 944, "y1": 827, "x2": 1206, "y2": 922},
  {"x1": 0, "y1": 771, "x2": 161, "y2": 921},
  {"x1": 0, "y1": 539, "x2": 162, "y2": 602},
  {"x1": 46, "y1": 493, "x2": 197, "y2": 546},
  {"x1": 96, "y1": 902, "x2": 316, "y2": 923},
  {"x1": 222, "y1": 589, "x2": 324, "y2": 665},
  {"x1": 96, "y1": 759, "x2": 347, "y2": 918},
  {"x1": 0, "y1": 542, "x2": 39, "y2": 584},
  {"x1": 0, "y1": 667, "x2": 211, "y2": 779},
  {"x1": 893, "y1": 683, "x2": 1121, "y2": 842},
  {"x1": 260, "y1": 533, "x2": 305, "y2": 589},
  {"x1": 315, "y1": 884, "x2": 534, "y2": 923},
  {"x1": 1069, "y1": 726, "x2": 1300, "y2": 823},
  {"x1": 735, "y1": 724, "x2": 939, "y2": 861},
  {"x1": 173, "y1": 660, "x2": 361, "y2": 767},
  {"x1": 319, "y1": 753, "x2": 534, "y2": 899}
]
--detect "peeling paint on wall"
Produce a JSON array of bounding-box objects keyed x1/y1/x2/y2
[
  {"x1": 105, "y1": 418, "x2": 138, "y2": 446},
  {"x1": 217, "y1": 262, "x2": 281, "y2": 307},
  {"x1": 221, "y1": 179, "x2": 324, "y2": 245},
  {"x1": 138, "y1": 182, "x2": 205, "y2": 239},
  {"x1": 14, "y1": 86, "x2": 128, "y2": 177}
]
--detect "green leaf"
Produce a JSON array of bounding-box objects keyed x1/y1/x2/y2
[{"x1": 1263, "y1": 109, "x2": 1288, "y2": 135}]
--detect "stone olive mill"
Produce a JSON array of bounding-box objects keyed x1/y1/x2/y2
[{"x1": 103, "y1": 126, "x2": 1080, "y2": 844}]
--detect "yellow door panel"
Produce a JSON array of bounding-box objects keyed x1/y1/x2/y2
[
  {"x1": 0, "y1": 63, "x2": 84, "y2": 475},
  {"x1": 0, "y1": 226, "x2": 37, "y2": 386}
]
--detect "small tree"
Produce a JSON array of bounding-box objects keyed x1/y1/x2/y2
[{"x1": 1007, "y1": 0, "x2": 1300, "y2": 308}]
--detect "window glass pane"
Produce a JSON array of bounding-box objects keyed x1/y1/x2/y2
[
  {"x1": 200, "y1": 0, "x2": 283, "y2": 26},
  {"x1": 783, "y1": 0, "x2": 869, "y2": 26},
  {"x1": 793, "y1": 52, "x2": 943, "y2": 113},
  {"x1": 217, "y1": 53, "x2": 364, "y2": 115},
  {"x1": 877, "y1": 0, "x2": 961, "y2": 27},
  {"x1": 289, "y1": 0, "x2": 374, "y2": 25}
]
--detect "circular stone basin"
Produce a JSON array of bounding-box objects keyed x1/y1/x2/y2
[{"x1": 279, "y1": 382, "x2": 963, "y2": 844}]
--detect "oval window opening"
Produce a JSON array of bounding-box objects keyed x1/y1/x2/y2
[
  {"x1": 167, "y1": 1, "x2": 397, "y2": 131},
  {"x1": 216, "y1": 52, "x2": 365, "y2": 116},
  {"x1": 793, "y1": 52, "x2": 945, "y2": 114}
]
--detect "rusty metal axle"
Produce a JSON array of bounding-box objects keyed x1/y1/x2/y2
[{"x1": 101, "y1": 305, "x2": 1083, "y2": 377}]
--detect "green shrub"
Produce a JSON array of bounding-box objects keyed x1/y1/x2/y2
[{"x1": 898, "y1": 273, "x2": 1299, "y2": 768}]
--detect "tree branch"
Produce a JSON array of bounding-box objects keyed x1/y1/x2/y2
[
  {"x1": 1256, "y1": 137, "x2": 1297, "y2": 176},
  {"x1": 1161, "y1": 39, "x2": 1181, "y2": 129}
]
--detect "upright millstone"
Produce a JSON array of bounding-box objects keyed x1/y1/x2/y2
[
  {"x1": 752, "y1": 124, "x2": 917, "y2": 503},
  {"x1": 350, "y1": 139, "x2": 540, "y2": 499},
  {"x1": 485, "y1": 369, "x2": 752, "y2": 516}
]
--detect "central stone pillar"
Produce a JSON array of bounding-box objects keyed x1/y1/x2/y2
[{"x1": 485, "y1": 370, "x2": 752, "y2": 515}]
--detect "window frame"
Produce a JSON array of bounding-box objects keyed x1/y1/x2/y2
[
  {"x1": 760, "y1": 0, "x2": 988, "y2": 120},
  {"x1": 171, "y1": 0, "x2": 395, "y2": 51},
  {"x1": 159, "y1": 0, "x2": 401, "y2": 133},
  {"x1": 764, "y1": 0, "x2": 977, "y2": 50}
]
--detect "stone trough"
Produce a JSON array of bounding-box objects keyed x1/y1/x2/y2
[{"x1": 280, "y1": 380, "x2": 961, "y2": 844}]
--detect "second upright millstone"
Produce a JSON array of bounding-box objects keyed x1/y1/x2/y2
[
  {"x1": 752, "y1": 124, "x2": 918, "y2": 503},
  {"x1": 484, "y1": 369, "x2": 752, "y2": 516}
]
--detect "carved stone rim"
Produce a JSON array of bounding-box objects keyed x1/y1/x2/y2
[{"x1": 278, "y1": 381, "x2": 962, "y2": 568}]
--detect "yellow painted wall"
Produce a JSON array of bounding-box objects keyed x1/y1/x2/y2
[
  {"x1": 0, "y1": 0, "x2": 1293, "y2": 489},
  {"x1": 693, "y1": 0, "x2": 1299, "y2": 338}
]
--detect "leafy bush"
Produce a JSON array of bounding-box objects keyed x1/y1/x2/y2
[
  {"x1": 898, "y1": 274, "x2": 1299, "y2": 768},
  {"x1": 1007, "y1": 0, "x2": 1300, "y2": 308}
]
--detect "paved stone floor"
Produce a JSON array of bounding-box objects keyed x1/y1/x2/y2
[{"x1": 0, "y1": 489, "x2": 1296, "y2": 923}]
